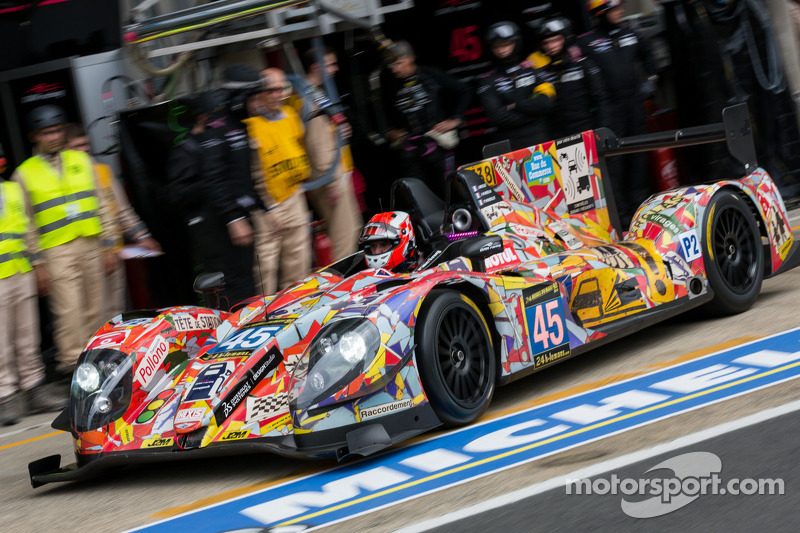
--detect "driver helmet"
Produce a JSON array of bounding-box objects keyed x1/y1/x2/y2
[{"x1": 359, "y1": 211, "x2": 416, "y2": 271}]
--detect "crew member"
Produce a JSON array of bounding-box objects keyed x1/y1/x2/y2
[
  {"x1": 167, "y1": 83, "x2": 264, "y2": 305},
  {"x1": 65, "y1": 124, "x2": 161, "y2": 317},
  {"x1": 0, "y1": 144, "x2": 65, "y2": 424},
  {"x1": 300, "y1": 46, "x2": 363, "y2": 261},
  {"x1": 529, "y1": 15, "x2": 610, "y2": 138},
  {"x1": 11, "y1": 105, "x2": 117, "y2": 376},
  {"x1": 384, "y1": 41, "x2": 469, "y2": 199},
  {"x1": 579, "y1": 0, "x2": 658, "y2": 224},
  {"x1": 478, "y1": 21, "x2": 556, "y2": 151},
  {"x1": 247, "y1": 68, "x2": 313, "y2": 293},
  {"x1": 359, "y1": 211, "x2": 417, "y2": 272}
]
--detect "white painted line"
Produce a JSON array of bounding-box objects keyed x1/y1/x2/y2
[{"x1": 395, "y1": 398, "x2": 800, "y2": 533}]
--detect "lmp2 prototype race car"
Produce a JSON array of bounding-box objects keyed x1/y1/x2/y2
[{"x1": 29, "y1": 104, "x2": 799, "y2": 487}]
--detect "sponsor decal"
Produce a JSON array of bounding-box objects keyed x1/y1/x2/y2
[
  {"x1": 200, "y1": 350, "x2": 252, "y2": 361},
  {"x1": 86, "y1": 330, "x2": 130, "y2": 350},
  {"x1": 523, "y1": 283, "x2": 570, "y2": 368},
  {"x1": 494, "y1": 158, "x2": 526, "y2": 202},
  {"x1": 139, "y1": 329, "x2": 800, "y2": 532},
  {"x1": 221, "y1": 430, "x2": 250, "y2": 441},
  {"x1": 485, "y1": 243, "x2": 521, "y2": 273},
  {"x1": 677, "y1": 230, "x2": 702, "y2": 262},
  {"x1": 214, "y1": 348, "x2": 283, "y2": 424},
  {"x1": 359, "y1": 399, "x2": 414, "y2": 421},
  {"x1": 525, "y1": 151, "x2": 555, "y2": 186},
  {"x1": 142, "y1": 437, "x2": 174, "y2": 448},
  {"x1": 478, "y1": 240, "x2": 503, "y2": 255},
  {"x1": 175, "y1": 407, "x2": 206, "y2": 425},
  {"x1": 135, "y1": 336, "x2": 170, "y2": 387},
  {"x1": 261, "y1": 413, "x2": 293, "y2": 434},
  {"x1": 171, "y1": 313, "x2": 222, "y2": 332},
  {"x1": 646, "y1": 213, "x2": 683, "y2": 235},
  {"x1": 185, "y1": 362, "x2": 234, "y2": 401}
]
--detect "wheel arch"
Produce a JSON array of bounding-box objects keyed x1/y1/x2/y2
[
  {"x1": 436, "y1": 281, "x2": 504, "y2": 384},
  {"x1": 715, "y1": 184, "x2": 771, "y2": 277}
]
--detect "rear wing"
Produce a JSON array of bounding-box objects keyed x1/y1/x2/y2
[
  {"x1": 596, "y1": 103, "x2": 757, "y2": 171},
  {"x1": 459, "y1": 104, "x2": 757, "y2": 239}
]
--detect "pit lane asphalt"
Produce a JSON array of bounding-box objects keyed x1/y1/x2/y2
[
  {"x1": 2, "y1": 222, "x2": 800, "y2": 533},
  {"x1": 422, "y1": 407, "x2": 800, "y2": 533}
]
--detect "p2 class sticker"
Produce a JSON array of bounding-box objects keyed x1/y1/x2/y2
[
  {"x1": 522, "y1": 283, "x2": 570, "y2": 368},
  {"x1": 556, "y1": 136, "x2": 594, "y2": 214},
  {"x1": 677, "y1": 230, "x2": 703, "y2": 262}
]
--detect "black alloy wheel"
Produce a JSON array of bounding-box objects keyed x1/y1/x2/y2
[
  {"x1": 703, "y1": 191, "x2": 764, "y2": 315},
  {"x1": 416, "y1": 290, "x2": 495, "y2": 426}
]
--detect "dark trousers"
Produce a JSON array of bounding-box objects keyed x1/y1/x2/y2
[
  {"x1": 399, "y1": 136, "x2": 454, "y2": 200},
  {"x1": 187, "y1": 213, "x2": 256, "y2": 308}
]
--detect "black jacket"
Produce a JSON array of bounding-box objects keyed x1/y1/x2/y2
[
  {"x1": 167, "y1": 115, "x2": 264, "y2": 224},
  {"x1": 578, "y1": 23, "x2": 656, "y2": 99},
  {"x1": 531, "y1": 51, "x2": 610, "y2": 137},
  {"x1": 384, "y1": 66, "x2": 471, "y2": 135},
  {"x1": 477, "y1": 60, "x2": 555, "y2": 151}
]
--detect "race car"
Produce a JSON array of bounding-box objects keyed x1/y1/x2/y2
[{"x1": 29, "y1": 104, "x2": 799, "y2": 487}]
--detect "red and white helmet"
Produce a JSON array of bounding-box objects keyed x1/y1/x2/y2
[{"x1": 359, "y1": 211, "x2": 416, "y2": 271}]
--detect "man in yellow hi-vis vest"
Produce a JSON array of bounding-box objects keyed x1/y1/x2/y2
[
  {"x1": 65, "y1": 124, "x2": 161, "y2": 318},
  {"x1": 246, "y1": 68, "x2": 312, "y2": 294},
  {"x1": 11, "y1": 106, "x2": 117, "y2": 376},
  {"x1": 0, "y1": 146, "x2": 66, "y2": 425}
]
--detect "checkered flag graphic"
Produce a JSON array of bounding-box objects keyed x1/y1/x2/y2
[{"x1": 246, "y1": 393, "x2": 288, "y2": 422}]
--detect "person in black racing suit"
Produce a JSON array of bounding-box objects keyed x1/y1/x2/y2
[
  {"x1": 167, "y1": 65, "x2": 267, "y2": 305},
  {"x1": 383, "y1": 41, "x2": 470, "y2": 200},
  {"x1": 477, "y1": 21, "x2": 556, "y2": 151},
  {"x1": 578, "y1": 0, "x2": 658, "y2": 226},
  {"x1": 529, "y1": 15, "x2": 610, "y2": 138}
]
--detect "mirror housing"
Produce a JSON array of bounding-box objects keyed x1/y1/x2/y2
[
  {"x1": 460, "y1": 235, "x2": 503, "y2": 268},
  {"x1": 193, "y1": 272, "x2": 225, "y2": 294}
]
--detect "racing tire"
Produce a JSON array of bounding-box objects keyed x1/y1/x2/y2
[
  {"x1": 702, "y1": 191, "x2": 764, "y2": 315},
  {"x1": 415, "y1": 290, "x2": 495, "y2": 427}
]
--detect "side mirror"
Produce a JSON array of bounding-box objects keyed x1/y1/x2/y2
[
  {"x1": 193, "y1": 272, "x2": 226, "y2": 310},
  {"x1": 193, "y1": 272, "x2": 225, "y2": 294},
  {"x1": 460, "y1": 235, "x2": 503, "y2": 267}
]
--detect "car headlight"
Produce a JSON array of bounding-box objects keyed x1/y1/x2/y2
[
  {"x1": 75, "y1": 363, "x2": 100, "y2": 393},
  {"x1": 292, "y1": 319, "x2": 381, "y2": 410},
  {"x1": 71, "y1": 349, "x2": 134, "y2": 432}
]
